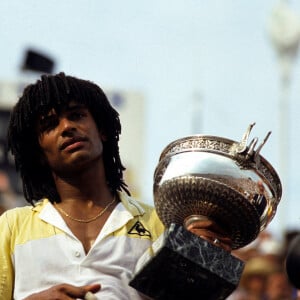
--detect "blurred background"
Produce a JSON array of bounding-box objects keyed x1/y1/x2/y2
[{"x1": 1, "y1": 1, "x2": 300, "y2": 241}]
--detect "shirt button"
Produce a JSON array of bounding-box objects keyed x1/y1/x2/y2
[{"x1": 75, "y1": 251, "x2": 81, "y2": 257}]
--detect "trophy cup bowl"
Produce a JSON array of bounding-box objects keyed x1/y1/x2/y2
[
  {"x1": 154, "y1": 127, "x2": 281, "y2": 249},
  {"x1": 130, "y1": 123, "x2": 282, "y2": 300}
]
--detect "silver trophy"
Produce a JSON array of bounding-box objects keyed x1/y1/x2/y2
[{"x1": 130, "y1": 123, "x2": 282, "y2": 300}]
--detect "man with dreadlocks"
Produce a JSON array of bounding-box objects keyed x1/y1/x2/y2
[{"x1": 0, "y1": 73, "x2": 232, "y2": 299}]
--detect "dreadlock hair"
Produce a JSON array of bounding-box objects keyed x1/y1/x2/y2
[{"x1": 7, "y1": 72, "x2": 130, "y2": 205}]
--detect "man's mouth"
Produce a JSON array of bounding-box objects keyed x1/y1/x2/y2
[{"x1": 59, "y1": 137, "x2": 88, "y2": 151}]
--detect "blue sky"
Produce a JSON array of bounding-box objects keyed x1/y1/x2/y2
[{"x1": 1, "y1": 1, "x2": 300, "y2": 237}]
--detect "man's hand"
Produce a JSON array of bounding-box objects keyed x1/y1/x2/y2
[
  {"x1": 186, "y1": 219, "x2": 232, "y2": 252},
  {"x1": 23, "y1": 283, "x2": 101, "y2": 300}
]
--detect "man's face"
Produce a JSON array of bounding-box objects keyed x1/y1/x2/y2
[{"x1": 37, "y1": 102, "x2": 105, "y2": 176}]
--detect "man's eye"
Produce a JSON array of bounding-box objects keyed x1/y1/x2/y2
[
  {"x1": 39, "y1": 118, "x2": 58, "y2": 133},
  {"x1": 70, "y1": 111, "x2": 86, "y2": 120}
]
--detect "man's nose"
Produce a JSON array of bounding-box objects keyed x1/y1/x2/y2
[{"x1": 59, "y1": 117, "x2": 76, "y2": 135}]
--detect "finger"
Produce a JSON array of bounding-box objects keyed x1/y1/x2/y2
[
  {"x1": 62, "y1": 283, "x2": 100, "y2": 298},
  {"x1": 84, "y1": 284, "x2": 101, "y2": 293},
  {"x1": 187, "y1": 220, "x2": 228, "y2": 235},
  {"x1": 201, "y1": 233, "x2": 232, "y2": 252},
  {"x1": 187, "y1": 228, "x2": 232, "y2": 251},
  {"x1": 212, "y1": 237, "x2": 232, "y2": 252}
]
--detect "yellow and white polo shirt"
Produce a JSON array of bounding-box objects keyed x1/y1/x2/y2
[{"x1": 0, "y1": 192, "x2": 164, "y2": 300}]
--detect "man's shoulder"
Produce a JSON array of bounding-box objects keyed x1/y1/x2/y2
[
  {"x1": 0, "y1": 198, "x2": 48, "y2": 223},
  {"x1": 1, "y1": 205, "x2": 33, "y2": 218},
  {"x1": 0, "y1": 205, "x2": 34, "y2": 239}
]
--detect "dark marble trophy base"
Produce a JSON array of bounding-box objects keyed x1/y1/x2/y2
[{"x1": 129, "y1": 223, "x2": 244, "y2": 300}]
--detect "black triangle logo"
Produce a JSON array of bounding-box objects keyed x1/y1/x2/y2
[{"x1": 128, "y1": 221, "x2": 151, "y2": 238}]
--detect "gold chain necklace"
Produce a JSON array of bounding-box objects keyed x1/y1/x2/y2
[{"x1": 54, "y1": 197, "x2": 116, "y2": 223}]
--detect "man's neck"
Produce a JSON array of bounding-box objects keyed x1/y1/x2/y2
[{"x1": 53, "y1": 161, "x2": 111, "y2": 205}]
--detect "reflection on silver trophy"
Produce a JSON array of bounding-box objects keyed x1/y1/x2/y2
[{"x1": 130, "y1": 123, "x2": 282, "y2": 300}]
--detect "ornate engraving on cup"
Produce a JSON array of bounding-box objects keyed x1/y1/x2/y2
[{"x1": 153, "y1": 123, "x2": 282, "y2": 249}]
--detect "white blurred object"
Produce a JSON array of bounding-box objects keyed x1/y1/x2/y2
[
  {"x1": 84, "y1": 292, "x2": 97, "y2": 300},
  {"x1": 267, "y1": 1, "x2": 300, "y2": 236},
  {"x1": 268, "y1": 0, "x2": 300, "y2": 82},
  {"x1": 258, "y1": 237, "x2": 283, "y2": 256}
]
